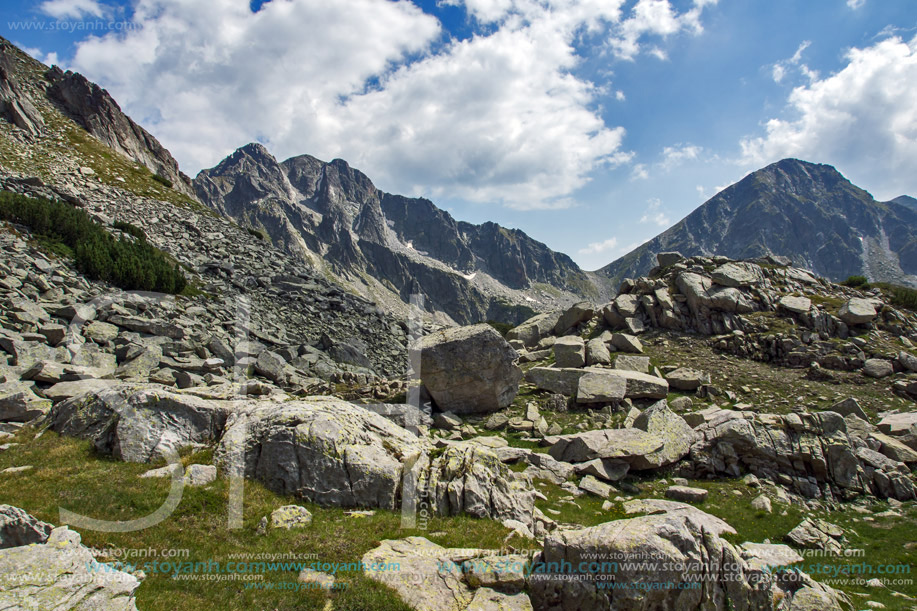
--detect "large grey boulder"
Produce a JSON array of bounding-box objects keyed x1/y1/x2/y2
[
  {"x1": 50, "y1": 385, "x2": 233, "y2": 462},
  {"x1": 553, "y1": 336, "x2": 585, "y2": 368},
  {"x1": 584, "y1": 338, "x2": 611, "y2": 366},
  {"x1": 863, "y1": 358, "x2": 893, "y2": 378},
  {"x1": 553, "y1": 302, "x2": 594, "y2": 335},
  {"x1": 362, "y1": 537, "x2": 533, "y2": 611},
  {"x1": 0, "y1": 525, "x2": 140, "y2": 610},
  {"x1": 779, "y1": 295, "x2": 812, "y2": 315},
  {"x1": 631, "y1": 400, "x2": 696, "y2": 469},
  {"x1": 531, "y1": 509, "x2": 847, "y2": 611},
  {"x1": 665, "y1": 367, "x2": 707, "y2": 391},
  {"x1": 0, "y1": 504, "x2": 53, "y2": 548},
  {"x1": 838, "y1": 298, "x2": 877, "y2": 325},
  {"x1": 528, "y1": 367, "x2": 667, "y2": 400},
  {"x1": 611, "y1": 333, "x2": 642, "y2": 353},
  {"x1": 421, "y1": 324, "x2": 522, "y2": 414},
  {"x1": 216, "y1": 398, "x2": 423, "y2": 510},
  {"x1": 710, "y1": 261, "x2": 764, "y2": 287},
  {"x1": 506, "y1": 311, "x2": 561, "y2": 348},
  {"x1": 526, "y1": 367, "x2": 589, "y2": 396},
  {"x1": 548, "y1": 428, "x2": 664, "y2": 464},
  {"x1": 576, "y1": 371, "x2": 626, "y2": 404},
  {"x1": 656, "y1": 252, "x2": 683, "y2": 267}
]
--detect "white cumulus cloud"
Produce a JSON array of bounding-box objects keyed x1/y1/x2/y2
[
  {"x1": 639, "y1": 197, "x2": 670, "y2": 226},
  {"x1": 578, "y1": 236, "x2": 619, "y2": 255},
  {"x1": 39, "y1": 0, "x2": 106, "y2": 19},
  {"x1": 660, "y1": 143, "x2": 702, "y2": 169},
  {"x1": 65, "y1": 0, "x2": 716, "y2": 209},
  {"x1": 741, "y1": 35, "x2": 917, "y2": 200}
]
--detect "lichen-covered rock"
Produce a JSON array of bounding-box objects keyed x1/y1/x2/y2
[
  {"x1": 216, "y1": 397, "x2": 423, "y2": 509},
  {"x1": 270, "y1": 505, "x2": 313, "y2": 529},
  {"x1": 362, "y1": 537, "x2": 534, "y2": 611},
  {"x1": 421, "y1": 324, "x2": 522, "y2": 414},
  {"x1": 688, "y1": 410, "x2": 917, "y2": 501},
  {"x1": 530, "y1": 509, "x2": 848, "y2": 611},
  {"x1": 422, "y1": 442, "x2": 536, "y2": 528},
  {"x1": 49, "y1": 384, "x2": 233, "y2": 462},
  {"x1": 630, "y1": 400, "x2": 696, "y2": 469},
  {"x1": 0, "y1": 524, "x2": 140, "y2": 610}
]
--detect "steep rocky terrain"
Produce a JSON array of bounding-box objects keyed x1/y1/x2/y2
[
  {"x1": 194, "y1": 144, "x2": 608, "y2": 325},
  {"x1": 600, "y1": 159, "x2": 917, "y2": 288},
  {"x1": 0, "y1": 35, "x2": 915, "y2": 611}
]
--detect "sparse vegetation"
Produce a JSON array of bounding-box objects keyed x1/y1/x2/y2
[
  {"x1": 842, "y1": 275, "x2": 869, "y2": 288},
  {"x1": 873, "y1": 282, "x2": 917, "y2": 312},
  {"x1": 485, "y1": 319, "x2": 513, "y2": 336},
  {"x1": 151, "y1": 173, "x2": 173, "y2": 188},
  {"x1": 0, "y1": 191, "x2": 187, "y2": 294}
]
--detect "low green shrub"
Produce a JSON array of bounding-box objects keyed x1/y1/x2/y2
[
  {"x1": 151, "y1": 173, "x2": 173, "y2": 188},
  {"x1": 0, "y1": 190, "x2": 186, "y2": 294},
  {"x1": 113, "y1": 220, "x2": 146, "y2": 241},
  {"x1": 842, "y1": 275, "x2": 869, "y2": 288}
]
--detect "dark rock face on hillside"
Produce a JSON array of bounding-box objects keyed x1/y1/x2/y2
[
  {"x1": 44, "y1": 66, "x2": 195, "y2": 198},
  {"x1": 599, "y1": 159, "x2": 917, "y2": 288},
  {"x1": 194, "y1": 144, "x2": 604, "y2": 325},
  {"x1": 0, "y1": 42, "x2": 44, "y2": 137}
]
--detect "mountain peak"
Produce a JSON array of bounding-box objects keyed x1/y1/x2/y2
[{"x1": 599, "y1": 159, "x2": 917, "y2": 287}]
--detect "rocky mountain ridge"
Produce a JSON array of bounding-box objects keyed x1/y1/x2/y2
[
  {"x1": 600, "y1": 159, "x2": 917, "y2": 289},
  {"x1": 194, "y1": 143, "x2": 609, "y2": 325}
]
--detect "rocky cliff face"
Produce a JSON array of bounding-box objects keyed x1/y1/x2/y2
[
  {"x1": 599, "y1": 159, "x2": 917, "y2": 288},
  {"x1": 44, "y1": 66, "x2": 195, "y2": 198},
  {"x1": 194, "y1": 143, "x2": 608, "y2": 325}
]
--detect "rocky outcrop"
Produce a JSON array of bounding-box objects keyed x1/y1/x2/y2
[
  {"x1": 49, "y1": 385, "x2": 234, "y2": 462},
  {"x1": 686, "y1": 409, "x2": 917, "y2": 501},
  {"x1": 362, "y1": 537, "x2": 533, "y2": 611},
  {"x1": 420, "y1": 324, "x2": 522, "y2": 414},
  {"x1": 0, "y1": 511, "x2": 140, "y2": 610},
  {"x1": 215, "y1": 398, "x2": 537, "y2": 525},
  {"x1": 599, "y1": 158, "x2": 917, "y2": 288},
  {"x1": 0, "y1": 41, "x2": 44, "y2": 137},
  {"x1": 530, "y1": 508, "x2": 848, "y2": 611},
  {"x1": 45, "y1": 66, "x2": 195, "y2": 198},
  {"x1": 216, "y1": 397, "x2": 423, "y2": 509}
]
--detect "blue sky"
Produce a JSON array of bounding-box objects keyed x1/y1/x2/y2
[{"x1": 3, "y1": 0, "x2": 916, "y2": 270}]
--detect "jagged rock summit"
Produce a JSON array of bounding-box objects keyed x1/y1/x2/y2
[{"x1": 194, "y1": 142, "x2": 610, "y2": 325}]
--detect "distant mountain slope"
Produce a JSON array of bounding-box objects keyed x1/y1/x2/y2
[
  {"x1": 889, "y1": 195, "x2": 917, "y2": 213},
  {"x1": 194, "y1": 144, "x2": 610, "y2": 325},
  {"x1": 599, "y1": 159, "x2": 917, "y2": 288}
]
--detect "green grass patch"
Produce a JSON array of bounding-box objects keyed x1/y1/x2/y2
[{"x1": 0, "y1": 428, "x2": 526, "y2": 611}]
